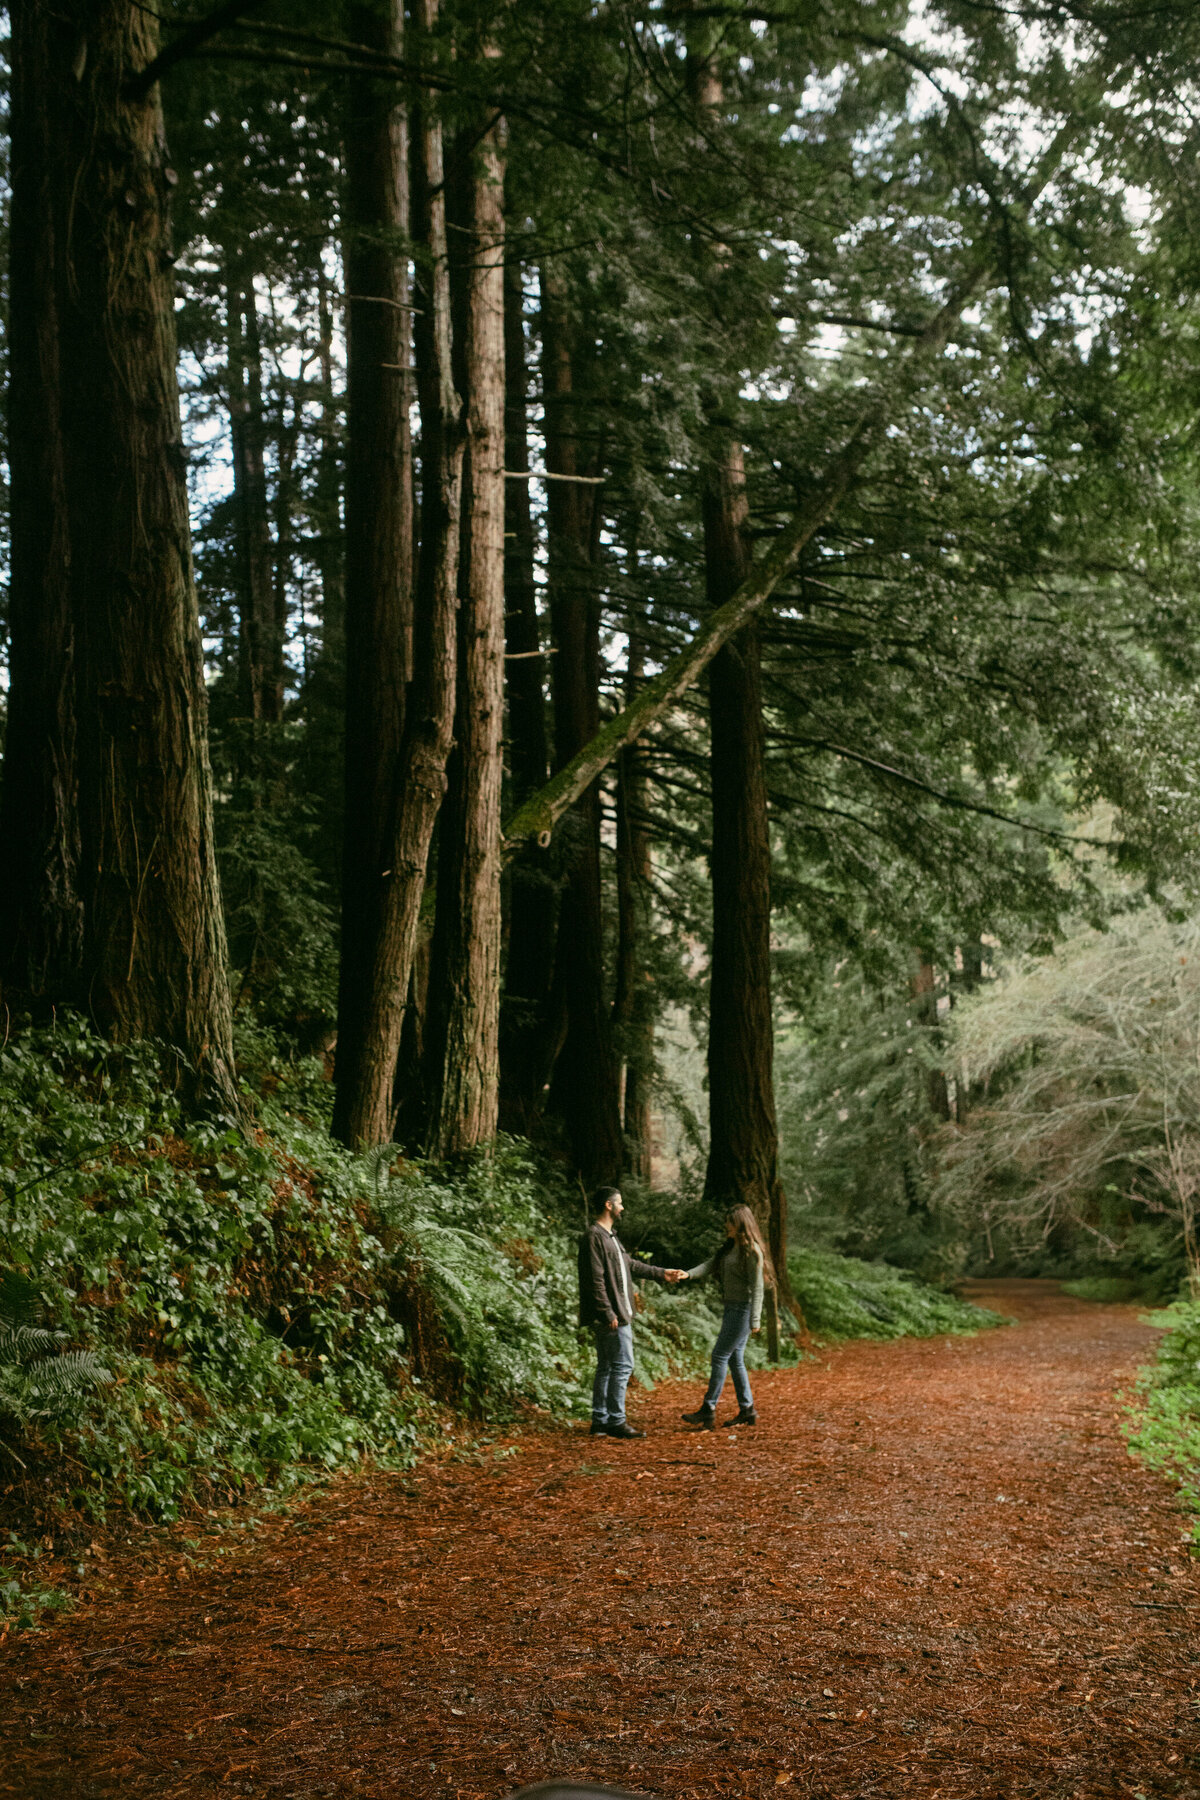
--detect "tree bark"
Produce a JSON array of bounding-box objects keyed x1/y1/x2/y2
[
  {"x1": 614, "y1": 601, "x2": 654, "y2": 1184},
  {"x1": 540, "y1": 266, "x2": 623, "y2": 1188},
  {"x1": 700, "y1": 437, "x2": 790, "y2": 1324},
  {"x1": 426, "y1": 105, "x2": 507, "y2": 1158},
  {"x1": 227, "y1": 272, "x2": 284, "y2": 725},
  {"x1": 913, "y1": 952, "x2": 952, "y2": 1122},
  {"x1": 331, "y1": 0, "x2": 415, "y2": 1144},
  {"x1": 0, "y1": 0, "x2": 236, "y2": 1106},
  {"x1": 498, "y1": 242, "x2": 558, "y2": 1135},
  {"x1": 335, "y1": 0, "x2": 465, "y2": 1148}
]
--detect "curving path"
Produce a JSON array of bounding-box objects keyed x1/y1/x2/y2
[{"x1": 2, "y1": 1281, "x2": 1197, "y2": 1799}]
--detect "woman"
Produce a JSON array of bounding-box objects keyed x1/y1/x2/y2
[{"x1": 680, "y1": 1204, "x2": 775, "y2": 1429}]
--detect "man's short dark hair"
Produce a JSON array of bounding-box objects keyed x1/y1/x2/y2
[{"x1": 590, "y1": 1185, "x2": 621, "y2": 1217}]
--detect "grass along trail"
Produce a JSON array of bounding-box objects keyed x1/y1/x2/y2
[{"x1": 1, "y1": 1280, "x2": 1197, "y2": 1800}]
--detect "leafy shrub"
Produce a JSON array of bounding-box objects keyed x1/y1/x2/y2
[
  {"x1": 0, "y1": 1020, "x2": 718, "y2": 1532},
  {"x1": 788, "y1": 1249, "x2": 1004, "y2": 1341},
  {"x1": 1061, "y1": 1276, "x2": 1145, "y2": 1303},
  {"x1": 1127, "y1": 1301, "x2": 1200, "y2": 1539}
]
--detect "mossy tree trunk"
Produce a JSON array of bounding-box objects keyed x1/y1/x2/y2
[{"x1": 0, "y1": 0, "x2": 236, "y2": 1107}]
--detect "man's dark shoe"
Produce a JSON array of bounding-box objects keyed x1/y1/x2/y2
[
  {"x1": 681, "y1": 1405, "x2": 715, "y2": 1430},
  {"x1": 606, "y1": 1421, "x2": 646, "y2": 1439},
  {"x1": 723, "y1": 1407, "x2": 758, "y2": 1427},
  {"x1": 590, "y1": 1420, "x2": 610, "y2": 1435}
]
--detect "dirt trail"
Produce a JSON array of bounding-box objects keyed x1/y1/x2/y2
[{"x1": 3, "y1": 1281, "x2": 1198, "y2": 1800}]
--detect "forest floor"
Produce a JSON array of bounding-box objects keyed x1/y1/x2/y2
[{"x1": 2, "y1": 1280, "x2": 1198, "y2": 1800}]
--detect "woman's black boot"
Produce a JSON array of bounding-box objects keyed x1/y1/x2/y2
[
  {"x1": 723, "y1": 1406, "x2": 758, "y2": 1427},
  {"x1": 681, "y1": 1403, "x2": 716, "y2": 1429}
]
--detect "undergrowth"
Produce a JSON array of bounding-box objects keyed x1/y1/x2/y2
[
  {"x1": 1127, "y1": 1300, "x2": 1200, "y2": 1544},
  {"x1": 787, "y1": 1249, "x2": 1004, "y2": 1341},
  {"x1": 0, "y1": 1019, "x2": 712, "y2": 1546},
  {"x1": 0, "y1": 1017, "x2": 1004, "y2": 1630}
]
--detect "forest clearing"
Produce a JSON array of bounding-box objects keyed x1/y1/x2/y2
[{"x1": 3, "y1": 1282, "x2": 1196, "y2": 1800}]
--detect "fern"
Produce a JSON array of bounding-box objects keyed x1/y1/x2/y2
[{"x1": 0, "y1": 1284, "x2": 111, "y2": 1441}]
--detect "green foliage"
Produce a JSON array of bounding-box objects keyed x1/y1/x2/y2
[
  {"x1": 0, "y1": 1018, "x2": 416, "y2": 1520},
  {"x1": 938, "y1": 911, "x2": 1200, "y2": 1295},
  {"x1": 0, "y1": 1536, "x2": 72, "y2": 1634},
  {"x1": 775, "y1": 982, "x2": 969, "y2": 1285},
  {"x1": 1061, "y1": 1276, "x2": 1145, "y2": 1303},
  {"x1": 0, "y1": 1019, "x2": 721, "y2": 1529},
  {"x1": 1127, "y1": 1302, "x2": 1200, "y2": 1542},
  {"x1": 787, "y1": 1249, "x2": 1004, "y2": 1343}
]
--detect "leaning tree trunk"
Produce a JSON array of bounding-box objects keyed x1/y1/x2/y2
[
  {"x1": 331, "y1": 0, "x2": 416, "y2": 1146},
  {"x1": 335, "y1": 1, "x2": 465, "y2": 1149},
  {"x1": 498, "y1": 241, "x2": 558, "y2": 1135},
  {"x1": 540, "y1": 266, "x2": 624, "y2": 1188},
  {"x1": 426, "y1": 106, "x2": 507, "y2": 1157},
  {"x1": 0, "y1": 0, "x2": 236, "y2": 1106}
]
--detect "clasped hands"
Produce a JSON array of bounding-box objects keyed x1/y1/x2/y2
[{"x1": 665, "y1": 1268, "x2": 687, "y2": 1284}]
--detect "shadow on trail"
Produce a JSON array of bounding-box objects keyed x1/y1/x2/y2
[{"x1": 2, "y1": 1280, "x2": 1197, "y2": 1800}]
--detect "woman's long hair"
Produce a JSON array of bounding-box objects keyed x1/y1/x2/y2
[{"x1": 715, "y1": 1204, "x2": 776, "y2": 1290}]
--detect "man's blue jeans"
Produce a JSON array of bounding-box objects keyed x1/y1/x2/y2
[
  {"x1": 592, "y1": 1322, "x2": 634, "y2": 1426},
  {"x1": 703, "y1": 1302, "x2": 754, "y2": 1411}
]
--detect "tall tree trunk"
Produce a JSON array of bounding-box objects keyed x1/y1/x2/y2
[
  {"x1": 913, "y1": 952, "x2": 952, "y2": 1122},
  {"x1": 540, "y1": 266, "x2": 623, "y2": 1187},
  {"x1": 688, "y1": 38, "x2": 790, "y2": 1326},
  {"x1": 614, "y1": 602, "x2": 654, "y2": 1184},
  {"x1": 0, "y1": 0, "x2": 235, "y2": 1104},
  {"x1": 701, "y1": 435, "x2": 791, "y2": 1346},
  {"x1": 335, "y1": 0, "x2": 465, "y2": 1148},
  {"x1": 498, "y1": 243, "x2": 557, "y2": 1134},
  {"x1": 313, "y1": 261, "x2": 345, "y2": 674},
  {"x1": 227, "y1": 273, "x2": 283, "y2": 725},
  {"x1": 331, "y1": 0, "x2": 416, "y2": 1143},
  {"x1": 426, "y1": 107, "x2": 507, "y2": 1157}
]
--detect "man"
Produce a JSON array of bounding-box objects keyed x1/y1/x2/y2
[{"x1": 577, "y1": 1186, "x2": 684, "y2": 1439}]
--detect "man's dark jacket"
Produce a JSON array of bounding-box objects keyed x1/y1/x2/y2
[{"x1": 578, "y1": 1223, "x2": 667, "y2": 1329}]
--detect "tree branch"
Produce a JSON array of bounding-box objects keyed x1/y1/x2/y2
[{"x1": 128, "y1": 0, "x2": 268, "y2": 97}]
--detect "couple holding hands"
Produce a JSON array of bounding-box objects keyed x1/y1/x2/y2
[{"x1": 576, "y1": 1185, "x2": 774, "y2": 1438}]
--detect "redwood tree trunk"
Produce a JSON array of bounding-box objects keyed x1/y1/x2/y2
[
  {"x1": 227, "y1": 273, "x2": 284, "y2": 725},
  {"x1": 335, "y1": 4, "x2": 465, "y2": 1149},
  {"x1": 426, "y1": 109, "x2": 507, "y2": 1157},
  {"x1": 331, "y1": 0, "x2": 416, "y2": 1144},
  {"x1": 540, "y1": 266, "x2": 623, "y2": 1187},
  {"x1": 0, "y1": 0, "x2": 235, "y2": 1105},
  {"x1": 702, "y1": 437, "x2": 790, "y2": 1319},
  {"x1": 498, "y1": 245, "x2": 557, "y2": 1135},
  {"x1": 614, "y1": 611, "x2": 655, "y2": 1184}
]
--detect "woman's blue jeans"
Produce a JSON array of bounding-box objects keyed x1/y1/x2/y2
[{"x1": 704, "y1": 1302, "x2": 754, "y2": 1411}]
